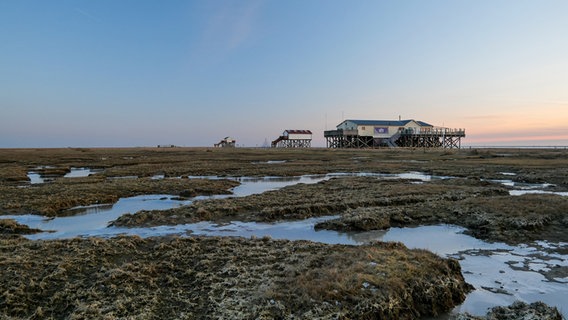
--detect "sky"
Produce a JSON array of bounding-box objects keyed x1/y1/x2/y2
[{"x1": 1, "y1": 0, "x2": 567, "y2": 148}]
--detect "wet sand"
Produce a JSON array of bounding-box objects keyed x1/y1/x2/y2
[{"x1": 1, "y1": 147, "x2": 566, "y2": 319}]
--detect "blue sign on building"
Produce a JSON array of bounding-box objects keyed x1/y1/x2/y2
[{"x1": 374, "y1": 127, "x2": 389, "y2": 134}]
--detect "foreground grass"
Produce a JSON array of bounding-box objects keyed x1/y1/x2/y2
[{"x1": 0, "y1": 236, "x2": 470, "y2": 319}]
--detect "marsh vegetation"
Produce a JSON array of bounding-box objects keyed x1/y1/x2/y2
[{"x1": 0, "y1": 147, "x2": 566, "y2": 319}]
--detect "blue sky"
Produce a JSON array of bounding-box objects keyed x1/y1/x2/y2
[{"x1": 1, "y1": 0, "x2": 567, "y2": 147}]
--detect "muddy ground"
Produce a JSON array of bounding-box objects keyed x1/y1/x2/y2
[{"x1": 1, "y1": 147, "x2": 567, "y2": 319}]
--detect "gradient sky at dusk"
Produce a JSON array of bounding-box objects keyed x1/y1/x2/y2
[{"x1": 2, "y1": 1, "x2": 567, "y2": 148}]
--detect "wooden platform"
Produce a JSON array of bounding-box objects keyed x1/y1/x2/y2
[
  {"x1": 324, "y1": 128, "x2": 465, "y2": 149},
  {"x1": 271, "y1": 136, "x2": 311, "y2": 148}
]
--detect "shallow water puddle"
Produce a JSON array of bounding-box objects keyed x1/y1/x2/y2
[
  {"x1": 251, "y1": 160, "x2": 287, "y2": 164},
  {"x1": 382, "y1": 225, "x2": 568, "y2": 318},
  {"x1": 64, "y1": 167, "x2": 102, "y2": 178},
  {"x1": 27, "y1": 167, "x2": 101, "y2": 183},
  {"x1": 2, "y1": 195, "x2": 193, "y2": 239},
  {"x1": 3, "y1": 175, "x2": 334, "y2": 239},
  {"x1": 27, "y1": 172, "x2": 45, "y2": 184},
  {"x1": 486, "y1": 178, "x2": 568, "y2": 196},
  {"x1": 3, "y1": 172, "x2": 568, "y2": 317},
  {"x1": 510, "y1": 189, "x2": 568, "y2": 196}
]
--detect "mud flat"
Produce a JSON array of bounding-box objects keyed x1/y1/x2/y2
[{"x1": 1, "y1": 147, "x2": 567, "y2": 319}]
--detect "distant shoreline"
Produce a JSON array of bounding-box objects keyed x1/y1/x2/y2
[{"x1": 463, "y1": 145, "x2": 568, "y2": 149}]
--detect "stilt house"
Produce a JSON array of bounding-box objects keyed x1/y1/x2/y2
[
  {"x1": 272, "y1": 130, "x2": 312, "y2": 148},
  {"x1": 324, "y1": 119, "x2": 465, "y2": 148},
  {"x1": 214, "y1": 137, "x2": 236, "y2": 148}
]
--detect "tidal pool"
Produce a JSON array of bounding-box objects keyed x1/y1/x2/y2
[
  {"x1": 3, "y1": 172, "x2": 567, "y2": 317},
  {"x1": 27, "y1": 167, "x2": 102, "y2": 183},
  {"x1": 27, "y1": 172, "x2": 45, "y2": 184},
  {"x1": 63, "y1": 167, "x2": 102, "y2": 178}
]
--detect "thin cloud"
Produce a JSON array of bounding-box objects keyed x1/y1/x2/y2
[
  {"x1": 486, "y1": 96, "x2": 568, "y2": 106},
  {"x1": 202, "y1": 0, "x2": 263, "y2": 52},
  {"x1": 74, "y1": 8, "x2": 102, "y2": 23},
  {"x1": 467, "y1": 124, "x2": 568, "y2": 142},
  {"x1": 228, "y1": 0, "x2": 263, "y2": 49},
  {"x1": 462, "y1": 114, "x2": 506, "y2": 121}
]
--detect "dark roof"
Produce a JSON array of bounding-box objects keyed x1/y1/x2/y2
[
  {"x1": 284, "y1": 130, "x2": 312, "y2": 134},
  {"x1": 343, "y1": 119, "x2": 433, "y2": 127}
]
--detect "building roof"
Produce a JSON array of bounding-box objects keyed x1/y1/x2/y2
[
  {"x1": 284, "y1": 130, "x2": 312, "y2": 134},
  {"x1": 343, "y1": 119, "x2": 433, "y2": 127}
]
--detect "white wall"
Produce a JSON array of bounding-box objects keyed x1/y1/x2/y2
[{"x1": 287, "y1": 134, "x2": 312, "y2": 140}]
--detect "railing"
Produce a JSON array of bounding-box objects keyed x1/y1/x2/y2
[
  {"x1": 325, "y1": 128, "x2": 466, "y2": 137},
  {"x1": 271, "y1": 136, "x2": 286, "y2": 147},
  {"x1": 400, "y1": 128, "x2": 465, "y2": 136},
  {"x1": 324, "y1": 129, "x2": 358, "y2": 137}
]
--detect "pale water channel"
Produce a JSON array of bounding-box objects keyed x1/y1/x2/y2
[
  {"x1": 4, "y1": 172, "x2": 568, "y2": 317},
  {"x1": 28, "y1": 167, "x2": 102, "y2": 183}
]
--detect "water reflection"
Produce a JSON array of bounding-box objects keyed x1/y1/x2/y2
[
  {"x1": 2, "y1": 195, "x2": 192, "y2": 239},
  {"x1": 251, "y1": 160, "x2": 287, "y2": 164},
  {"x1": 28, "y1": 167, "x2": 102, "y2": 183},
  {"x1": 64, "y1": 167, "x2": 102, "y2": 178},
  {"x1": 510, "y1": 190, "x2": 568, "y2": 196},
  {"x1": 490, "y1": 179, "x2": 554, "y2": 190},
  {"x1": 27, "y1": 172, "x2": 44, "y2": 184}
]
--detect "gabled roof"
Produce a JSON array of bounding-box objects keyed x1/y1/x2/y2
[
  {"x1": 415, "y1": 120, "x2": 433, "y2": 127},
  {"x1": 284, "y1": 130, "x2": 312, "y2": 134},
  {"x1": 343, "y1": 119, "x2": 433, "y2": 127}
]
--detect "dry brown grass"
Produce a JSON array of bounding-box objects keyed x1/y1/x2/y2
[
  {"x1": 451, "y1": 194, "x2": 568, "y2": 243},
  {"x1": 268, "y1": 242, "x2": 471, "y2": 319},
  {"x1": 0, "y1": 219, "x2": 41, "y2": 236},
  {"x1": 0, "y1": 176, "x2": 238, "y2": 216},
  {"x1": 1, "y1": 147, "x2": 567, "y2": 218},
  {"x1": 112, "y1": 176, "x2": 508, "y2": 229},
  {"x1": 0, "y1": 236, "x2": 471, "y2": 319},
  {"x1": 1, "y1": 147, "x2": 567, "y2": 183}
]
